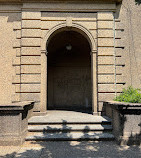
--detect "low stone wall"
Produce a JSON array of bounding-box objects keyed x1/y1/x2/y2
[
  {"x1": 0, "y1": 101, "x2": 34, "y2": 146},
  {"x1": 104, "y1": 101, "x2": 141, "y2": 145}
]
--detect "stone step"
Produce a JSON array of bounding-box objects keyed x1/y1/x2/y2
[
  {"x1": 25, "y1": 132, "x2": 115, "y2": 141},
  {"x1": 28, "y1": 116, "x2": 112, "y2": 125},
  {"x1": 28, "y1": 124, "x2": 112, "y2": 132}
]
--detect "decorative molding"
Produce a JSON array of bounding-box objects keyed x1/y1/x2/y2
[
  {"x1": 91, "y1": 50, "x2": 97, "y2": 54},
  {"x1": 21, "y1": 2, "x2": 117, "y2": 12},
  {"x1": 41, "y1": 22, "x2": 97, "y2": 53}
]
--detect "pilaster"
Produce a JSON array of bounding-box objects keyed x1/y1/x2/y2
[
  {"x1": 21, "y1": 11, "x2": 42, "y2": 112},
  {"x1": 91, "y1": 50, "x2": 98, "y2": 115}
]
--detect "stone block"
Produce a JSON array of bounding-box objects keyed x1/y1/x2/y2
[
  {"x1": 21, "y1": 74, "x2": 41, "y2": 83},
  {"x1": 33, "y1": 102, "x2": 41, "y2": 112},
  {"x1": 41, "y1": 21, "x2": 62, "y2": 30},
  {"x1": 98, "y1": 65, "x2": 123, "y2": 75},
  {"x1": 98, "y1": 74, "x2": 125, "y2": 84},
  {"x1": 12, "y1": 75, "x2": 20, "y2": 84},
  {"x1": 76, "y1": 21, "x2": 97, "y2": 30},
  {"x1": 115, "y1": 22, "x2": 124, "y2": 30},
  {"x1": 21, "y1": 93, "x2": 40, "y2": 102},
  {"x1": 98, "y1": 47, "x2": 114, "y2": 56},
  {"x1": 98, "y1": 93, "x2": 115, "y2": 102},
  {"x1": 115, "y1": 48, "x2": 124, "y2": 56},
  {"x1": 21, "y1": 38, "x2": 41, "y2": 47},
  {"x1": 16, "y1": 30, "x2": 21, "y2": 39},
  {"x1": 13, "y1": 39, "x2": 21, "y2": 48},
  {"x1": 41, "y1": 30, "x2": 49, "y2": 38},
  {"x1": 98, "y1": 30, "x2": 114, "y2": 38},
  {"x1": 98, "y1": 84, "x2": 123, "y2": 92},
  {"x1": 13, "y1": 21, "x2": 21, "y2": 30},
  {"x1": 115, "y1": 30, "x2": 123, "y2": 39},
  {"x1": 116, "y1": 66, "x2": 123, "y2": 74},
  {"x1": 73, "y1": 17, "x2": 96, "y2": 22},
  {"x1": 98, "y1": 21, "x2": 113, "y2": 29},
  {"x1": 15, "y1": 84, "x2": 20, "y2": 93},
  {"x1": 90, "y1": 30, "x2": 97, "y2": 39},
  {"x1": 21, "y1": 84, "x2": 40, "y2": 92},
  {"x1": 98, "y1": 38, "x2": 114, "y2": 47},
  {"x1": 41, "y1": 16, "x2": 65, "y2": 21},
  {"x1": 116, "y1": 75, "x2": 125, "y2": 83},
  {"x1": 98, "y1": 65, "x2": 115, "y2": 74},
  {"x1": 115, "y1": 39, "x2": 125, "y2": 47},
  {"x1": 22, "y1": 20, "x2": 41, "y2": 29},
  {"x1": 22, "y1": 12, "x2": 41, "y2": 20},
  {"x1": 97, "y1": 12, "x2": 113, "y2": 20},
  {"x1": 22, "y1": 29, "x2": 41, "y2": 38},
  {"x1": 21, "y1": 56, "x2": 41, "y2": 65},
  {"x1": 21, "y1": 65, "x2": 41, "y2": 74},
  {"x1": 98, "y1": 56, "x2": 114, "y2": 65},
  {"x1": 116, "y1": 57, "x2": 125, "y2": 66},
  {"x1": 98, "y1": 74, "x2": 115, "y2": 83},
  {"x1": 21, "y1": 47, "x2": 41, "y2": 56},
  {"x1": 11, "y1": 93, "x2": 20, "y2": 102},
  {"x1": 15, "y1": 66, "x2": 21, "y2": 74},
  {"x1": 12, "y1": 57, "x2": 20, "y2": 66},
  {"x1": 16, "y1": 48, "x2": 21, "y2": 57}
]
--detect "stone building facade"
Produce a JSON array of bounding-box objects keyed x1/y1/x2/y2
[{"x1": 0, "y1": 0, "x2": 141, "y2": 115}]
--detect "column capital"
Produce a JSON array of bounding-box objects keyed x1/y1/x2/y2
[
  {"x1": 41, "y1": 50, "x2": 48, "y2": 56},
  {"x1": 91, "y1": 50, "x2": 97, "y2": 55}
]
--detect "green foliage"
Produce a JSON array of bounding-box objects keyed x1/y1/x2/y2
[
  {"x1": 135, "y1": 0, "x2": 141, "y2": 5},
  {"x1": 114, "y1": 86, "x2": 141, "y2": 103}
]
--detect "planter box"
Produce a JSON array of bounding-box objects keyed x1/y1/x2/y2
[
  {"x1": 104, "y1": 101, "x2": 141, "y2": 145},
  {"x1": 0, "y1": 101, "x2": 34, "y2": 146}
]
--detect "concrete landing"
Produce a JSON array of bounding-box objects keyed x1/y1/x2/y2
[{"x1": 29, "y1": 110, "x2": 111, "y2": 124}]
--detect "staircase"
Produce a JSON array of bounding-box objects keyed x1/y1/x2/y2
[{"x1": 26, "y1": 111, "x2": 114, "y2": 141}]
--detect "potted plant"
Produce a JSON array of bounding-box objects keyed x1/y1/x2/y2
[{"x1": 114, "y1": 86, "x2": 141, "y2": 103}]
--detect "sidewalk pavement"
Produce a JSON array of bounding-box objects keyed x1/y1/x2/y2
[{"x1": 0, "y1": 141, "x2": 141, "y2": 158}]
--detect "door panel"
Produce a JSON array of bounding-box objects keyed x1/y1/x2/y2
[{"x1": 48, "y1": 66, "x2": 91, "y2": 109}]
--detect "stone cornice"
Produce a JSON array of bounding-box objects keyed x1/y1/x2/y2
[
  {"x1": 0, "y1": 0, "x2": 121, "y2": 12},
  {"x1": 0, "y1": 101, "x2": 34, "y2": 111},
  {"x1": 0, "y1": 0, "x2": 122, "y2": 3},
  {"x1": 104, "y1": 101, "x2": 141, "y2": 110}
]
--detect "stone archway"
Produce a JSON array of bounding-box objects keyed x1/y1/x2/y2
[
  {"x1": 41, "y1": 23, "x2": 98, "y2": 115},
  {"x1": 47, "y1": 30, "x2": 92, "y2": 112}
]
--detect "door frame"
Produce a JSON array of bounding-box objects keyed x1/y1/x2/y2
[{"x1": 41, "y1": 22, "x2": 98, "y2": 115}]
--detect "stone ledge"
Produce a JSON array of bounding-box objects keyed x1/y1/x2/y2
[
  {"x1": 104, "y1": 101, "x2": 141, "y2": 110},
  {"x1": 104, "y1": 100, "x2": 141, "y2": 106},
  {"x1": 0, "y1": 101, "x2": 34, "y2": 111},
  {"x1": 0, "y1": 0, "x2": 122, "y2": 2}
]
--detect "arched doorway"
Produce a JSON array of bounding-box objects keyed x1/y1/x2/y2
[
  {"x1": 41, "y1": 24, "x2": 98, "y2": 115},
  {"x1": 47, "y1": 30, "x2": 92, "y2": 113}
]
